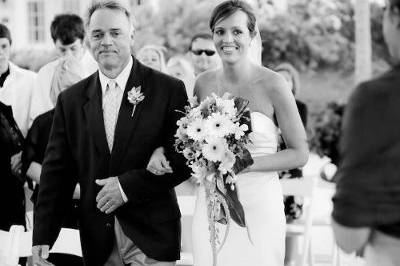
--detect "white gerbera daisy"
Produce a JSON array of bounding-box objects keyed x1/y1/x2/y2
[
  {"x1": 233, "y1": 122, "x2": 249, "y2": 140},
  {"x1": 219, "y1": 150, "x2": 236, "y2": 174},
  {"x1": 202, "y1": 138, "x2": 228, "y2": 162},
  {"x1": 205, "y1": 113, "x2": 235, "y2": 138},
  {"x1": 187, "y1": 119, "x2": 206, "y2": 141},
  {"x1": 216, "y1": 97, "x2": 236, "y2": 118}
]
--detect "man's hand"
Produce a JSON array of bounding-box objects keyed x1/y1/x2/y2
[
  {"x1": 32, "y1": 245, "x2": 54, "y2": 266},
  {"x1": 10, "y1": 151, "x2": 22, "y2": 177},
  {"x1": 146, "y1": 147, "x2": 173, "y2": 175},
  {"x1": 95, "y1": 177, "x2": 124, "y2": 214}
]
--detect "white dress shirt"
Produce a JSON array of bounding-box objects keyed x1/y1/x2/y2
[
  {"x1": 0, "y1": 62, "x2": 37, "y2": 137},
  {"x1": 30, "y1": 50, "x2": 98, "y2": 124},
  {"x1": 98, "y1": 56, "x2": 133, "y2": 203}
]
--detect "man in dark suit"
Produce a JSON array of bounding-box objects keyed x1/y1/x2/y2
[{"x1": 32, "y1": 1, "x2": 190, "y2": 265}]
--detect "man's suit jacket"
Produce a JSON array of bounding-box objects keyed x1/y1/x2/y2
[
  {"x1": 33, "y1": 58, "x2": 191, "y2": 265},
  {"x1": 0, "y1": 102, "x2": 25, "y2": 230}
]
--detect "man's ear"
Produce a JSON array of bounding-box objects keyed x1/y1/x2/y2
[
  {"x1": 129, "y1": 26, "x2": 135, "y2": 46},
  {"x1": 391, "y1": 6, "x2": 400, "y2": 28}
]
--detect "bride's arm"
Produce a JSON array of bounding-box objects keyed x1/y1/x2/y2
[{"x1": 248, "y1": 74, "x2": 309, "y2": 173}]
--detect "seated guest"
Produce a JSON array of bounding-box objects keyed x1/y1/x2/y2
[
  {"x1": 30, "y1": 14, "x2": 97, "y2": 124},
  {"x1": 332, "y1": 1, "x2": 400, "y2": 265},
  {"x1": 136, "y1": 44, "x2": 167, "y2": 72},
  {"x1": 22, "y1": 57, "x2": 84, "y2": 266}
]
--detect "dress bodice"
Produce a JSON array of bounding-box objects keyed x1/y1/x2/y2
[{"x1": 247, "y1": 112, "x2": 279, "y2": 157}]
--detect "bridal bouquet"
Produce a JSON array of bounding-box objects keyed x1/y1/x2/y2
[{"x1": 175, "y1": 93, "x2": 253, "y2": 265}]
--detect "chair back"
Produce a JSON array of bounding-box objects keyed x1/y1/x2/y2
[
  {"x1": 0, "y1": 225, "x2": 82, "y2": 265},
  {"x1": 281, "y1": 175, "x2": 318, "y2": 266},
  {"x1": 177, "y1": 195, "x2": 196, "y2": 266}
]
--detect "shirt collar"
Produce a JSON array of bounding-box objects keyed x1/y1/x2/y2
[{"x1": 98, "y1": 56, "x2": 133, "y2": 95}]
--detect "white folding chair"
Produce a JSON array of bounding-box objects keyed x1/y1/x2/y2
[
  {"x1": 281, "y1": 175, "x2": 318, "y2": 266},
  {"x1": 0, "y1": 225, "x2": 82, "y2": 266},
  {"x1": 177, "y1": 195, "x2": 196, "y2": 266}
]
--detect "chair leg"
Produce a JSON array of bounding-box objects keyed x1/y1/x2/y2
[
  {"x1": 332, "y1": 242, "x2": 339, "y2": 266},
  {"x1": 308, "y1": 240, "x2": 314, "y2": 266}
]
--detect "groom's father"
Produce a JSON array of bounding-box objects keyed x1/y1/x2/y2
[{"x1": 32, "y1": 1, "x2": 190, "y2": 265}]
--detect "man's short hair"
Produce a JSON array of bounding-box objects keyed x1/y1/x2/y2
[
  {"x1": 50, "y1": 14, "x2": 85, "y2": 44},
  {"x1": 86, "y1": 1, "x2": 132, "y2": 29},
  {"x1": 189, "y1": 32, "x2": 213, "y2": 51},
  {"x1": 0, "y1": 23, "x2": 12, "y2": 45}
]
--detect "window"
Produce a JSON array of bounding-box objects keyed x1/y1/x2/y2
[
  {"x1": 130, "y1": 0, "x2": 142, "y2": 6},
  {"x1": 63, "y1": 0, "x2": 80, "y2": 13},
  {"x1": 27, "y1": 1, "x2": 45, "y2": 43}
]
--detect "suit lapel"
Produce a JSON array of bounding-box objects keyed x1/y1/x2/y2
[
  {"x1": 83, "y1": 73, "x2": 109, "y2": 156},
  {"x1": 110, "y1": 58, "x2": 148, "y2": 170}
]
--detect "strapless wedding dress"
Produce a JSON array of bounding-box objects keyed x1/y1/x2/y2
[{"x1": 192, "y1": 112, "x2": 286, "y2": 266}]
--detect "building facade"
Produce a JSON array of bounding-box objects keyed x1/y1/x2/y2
[{"x1": 0, "y1": 0, "x2": 158, "y2": 50}]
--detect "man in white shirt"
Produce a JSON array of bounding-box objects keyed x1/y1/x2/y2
[
  {"x1": 30, "y1": 14, "x2": 97, "y2": 123},
  {"x1": 0, "y1": 23, "x2": 36, "y2": 178}
]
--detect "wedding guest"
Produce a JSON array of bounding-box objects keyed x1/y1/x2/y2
[
  {"x1": 32, "y1": 1, "x2": 189, "y2": 265},
  {"x1": 0, "y1": 23, "x2": 36, "y2": 138},
  {"x1": 275, "y1": 62, "x2": 308, "y2": 266},
  {"x1": 167, "y1": 55, "x2": 195, "y2": 98},
  {"x1": 136, "y1": 44, "x2": 167, "y2": 72},
  {"x1": 189, "y1": 32, "x2": 221, "y2": 76},
  {"x1": 29, "y1": 14, "x2": 97, "y2": 124},
  {"x1": 332, "y1": 0, "x2": 400, "y2": 265},
  {"x1": 22, "y1": 57, "x2": 84, "y2": 266},
  {"x1": 0, "y1": 24, "x2": 36, "y2": 235}
]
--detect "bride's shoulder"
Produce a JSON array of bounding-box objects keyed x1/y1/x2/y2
[
  {"x1": 194, "y1": 69, "x2": 219, "y2": 94},
  {"x1": 196, "y1": 69, "x2": 218, "y2": 85},
  {"x1": 254, "y1": 66, "x2": 290, "y2": 93}
]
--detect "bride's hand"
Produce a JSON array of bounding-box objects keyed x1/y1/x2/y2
[{"x1": 146, "y1": 147, "x2": 173, "y2": 175}]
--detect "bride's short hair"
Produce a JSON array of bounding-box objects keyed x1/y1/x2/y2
[{"x1": 209, "y1": 0, "x2": 257, "y2": 38}]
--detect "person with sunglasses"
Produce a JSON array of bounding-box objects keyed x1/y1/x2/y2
[{"x1": 189, "y1": 32, "x2": 221, "y2": 76}]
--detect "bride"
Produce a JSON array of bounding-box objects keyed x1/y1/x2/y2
[{"x1": 147, "y1": 1, "x2": 308, "y2": 265}]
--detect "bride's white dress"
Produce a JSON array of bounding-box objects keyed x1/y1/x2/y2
[{"x1": 192, "y1": 112, "x2": 286, "y2": 266}]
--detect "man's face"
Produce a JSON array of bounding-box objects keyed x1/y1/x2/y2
[
  {"x1": 0, "y1": 38, "x2": 11, "y2": 71},
  {"x1": 87, "y1": 8, "x2": 133, "y2": 72},
  {"x1": 383, "y1": 1, "x2": 400, "y2": 62},
  {"x1": 190, "y1": 38, "x2": 220, "y2": 75},
  {"x1": 55, "y1": 38, "x2": 85, "y2": 59}
]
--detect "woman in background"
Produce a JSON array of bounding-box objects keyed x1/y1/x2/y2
[
  {"x1": 136, "y1": 44, "x2": 167, "y2": 73},
  {"x1": 167, "y1": 55, "x2": 195, "y2": 97}
]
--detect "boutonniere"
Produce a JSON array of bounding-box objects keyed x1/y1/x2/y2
[{"x1": 127, "y1": 86, "x2": 145, "y2": 117}]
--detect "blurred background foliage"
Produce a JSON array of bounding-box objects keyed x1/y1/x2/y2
[{"x1": 131, "y1": 0, "x2": 388, "y2": 72}]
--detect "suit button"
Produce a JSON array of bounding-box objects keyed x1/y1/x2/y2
[{"x1": 106, "y1": 223, "x2": 112, "y2": 228}]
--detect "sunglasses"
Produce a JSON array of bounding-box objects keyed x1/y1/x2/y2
[{"x1": 191, "y1": 49, "x2": 216, "y2": 56}]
